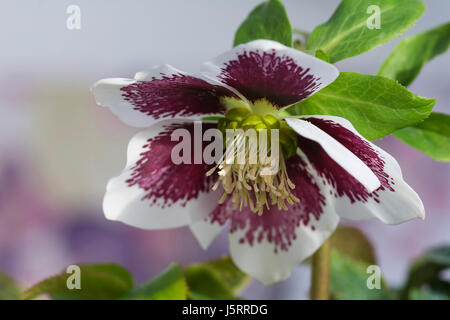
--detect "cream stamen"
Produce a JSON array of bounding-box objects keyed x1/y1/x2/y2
[{"x1": 206, "y1": 132, "x2": 299, "y2": 215}]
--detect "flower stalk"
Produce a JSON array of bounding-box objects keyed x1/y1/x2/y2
[{"x1": 310, "y1": 239, "x2": 331, "y2": 300}]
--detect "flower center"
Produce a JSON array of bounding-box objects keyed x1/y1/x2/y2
[{"x1": 206, "y1": 100, "x2": 300, "y2": 215}]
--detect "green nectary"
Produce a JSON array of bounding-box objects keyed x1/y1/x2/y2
[{"x1": 216, "y1": 107, "x2": 298, "y2": 159}]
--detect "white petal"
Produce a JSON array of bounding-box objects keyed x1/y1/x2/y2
[
  {"x1": 91, "y1": 64, "x2": 230, "y2": 127},
  {"x1": 228, "y1": 206, "x2": 339, "y2": 285},
  {"x1": 285, "y1": 118, "x2": 381, "y2": 193},
  {"x1": 103, "y1": 119, "x2": 221, "y2": 230},
  {"x1": 202, "y1": 39, "x2": 339, "y2": 107},
  {"x1": 189, "y1": 217, "x2": 225, "y2": 250},
  {"x1": 304, "y1": 115, "x2": 425, "y2": 224},
  {"x1": 133, "y1": 64, "x2": 185, "y2": 81}
]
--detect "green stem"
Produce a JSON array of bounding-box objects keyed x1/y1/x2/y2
[{"x1": 310, "y1": 239, "x2": 331, "y2": 300}]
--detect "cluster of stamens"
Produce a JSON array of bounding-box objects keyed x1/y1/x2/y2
[{"x1": 206, "y1": 106, "x2": 300, "y2": 215}]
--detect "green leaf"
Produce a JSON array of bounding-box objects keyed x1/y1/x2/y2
[
  {"x1": 314, "y1": 49, "x2": 330, "y2": 62},
  {"x1": 330, "y1": 250, "x2": 390, "y2": 300},
  {"x1": 393, "y1": 112, "x2": 450, "y2": 162},
  {"x1": 330, "y1": 226, "x2": 377, "y2": 266},
  {"x1": 295, "y1": 72, "x2": 436, "y2": 140},
  {"x1": 401, "y1": 245, "x2": 450, "y2": 299},
  {"x1": 21, "y1": 264, "x2": 133, "y2": 300},
  {"x1": 410, "y1": 287, "x2": 449, "y2": 300},
  {"x1": 0, "y1": 271, "x2": 21, "y2": 300},
  {"x1": 186, "y1": 257, "x2": 251, "y2": 300},
  {"x1": 125, "y1": 263, "x2": 187, "y2": 300},
  {"x1": 329, "y1": 228, "x2": 392, "y2": 300},
  {"x1": 307, "y1": 0, "x2": 425, "y2": 63},
  {"x1": 428, "y1": 279, "x2": 450, "y2": 298},
  {"x1": 203, "y1": 257, "x2": 251, "y2": 294},
  {"x1": 379, "y1": 23, "x2": 450, "y2": 86},
  {"x1": 233, "y1": 0, "x2": 292, "y2": 47},
  {"x1": 186, "y1": 266, "x2": 236, "y2": 300}
]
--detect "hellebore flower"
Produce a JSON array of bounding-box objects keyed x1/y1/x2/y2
[{"x1": 92, "y1": 40, "x2": 424, "y2": 284}]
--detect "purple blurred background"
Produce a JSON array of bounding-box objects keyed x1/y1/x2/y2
[{"x1": 0, "y1": 0, "x2": 448, "y2": 299}]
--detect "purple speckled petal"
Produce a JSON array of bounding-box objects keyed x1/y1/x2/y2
[
  {"x1": 285, "y1": 117, "x2": 380, "y2": 193},
  {"x1": 92, "y1": 64, "x2": 237, "y2": 127},
  {"x1": 299, "y1": 115, "x2": 425, "y2": 224},
  {"x1": 103, "y1": 120, "x2": 221, "y2": 230},
  {"x1": 202, "y1": 40, "x2": 339, "y2": 108},
  {"x1": 204, "y1": 155, "x2": 339, "y2": 284}
]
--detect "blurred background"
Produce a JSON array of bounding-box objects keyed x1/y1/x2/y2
[{"x1": 0, "y1": 0, "x2": 448, "y2": 299}]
